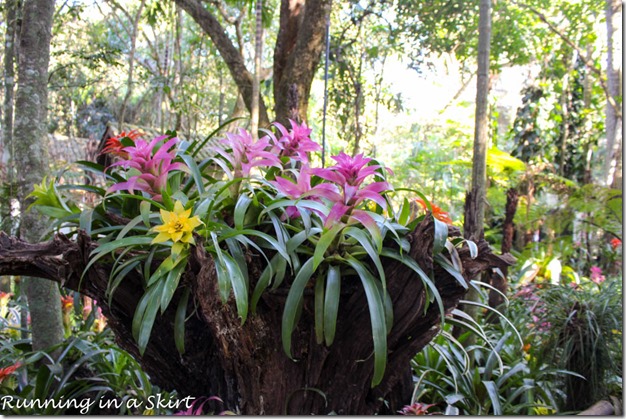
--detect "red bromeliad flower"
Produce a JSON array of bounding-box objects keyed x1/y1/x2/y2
[
  {"x1": 101, "y1": 130, "x2": 144, "y2": 158},
  {"x1": 270, "y1": 119, "x2": 321, "y2": 163},
  {"x1": 0, "y1": 363, "x2": 21, "y2": 383},
  {"x1": 212, "y1": 128, "x2": 282, "y2": 178},
  {"x1": 414, "y1": 197, "x2": 454, "y2": 225},
  {"x1": 107, "y1": 135, "x2": 188, "y2": 201},
  {"x1": 610, "y1": 237, "x2": 622, "y2": 250}
]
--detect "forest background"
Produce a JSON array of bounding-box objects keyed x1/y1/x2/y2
[{"x1": 0, "y1": 0, "x2": 622, "y2": 415}]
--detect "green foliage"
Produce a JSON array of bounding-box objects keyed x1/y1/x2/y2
[
  {"x1": 0, "y1": 329, "x2": 184, "y2": 415},
  {"x1": 509, "y1": 275, "x2": 623, "y2": 411},
  {"x1": 410, "y1": 300, "x2": 565, "y2": 415}
]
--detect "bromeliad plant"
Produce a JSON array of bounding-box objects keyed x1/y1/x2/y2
[{"x1": 29, "y1": 120, "x2": 469, "y2": 387}]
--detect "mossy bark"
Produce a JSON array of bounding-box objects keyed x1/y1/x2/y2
[{"x1": 12, "y1": 0, "x2": 65, "y2": 355}]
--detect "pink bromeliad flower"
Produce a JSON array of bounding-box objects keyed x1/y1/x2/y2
[
  {"x1": 107, "y1": 135, "x2": 187, "y2": 201},
  {"x1": 270, "y1": 164, "x2": 341, "y2": 218},
  {"x1": 270, "y1": 119, "x2": 321, "y2": 163},
  {"x1": 212, "y1": 128, "x2": 281, "y2": 178},
  {"x1": 312, "y1": 152, "x2": 392, "y2": 229}
]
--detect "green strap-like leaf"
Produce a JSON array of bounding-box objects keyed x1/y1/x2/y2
[
  {"x1": 221, "y1": 252, "x2": 249, "y2": 324},
  {"x1": 345, "y1": 256, "x2": 387, "y2": 387},
  {"x1": 234, "y1": 193, "x2": 254, "y2": 230},
  {"x1": 432, "y1": 217, "x2": 448, "y2": 255},
  {"x1": 483, "y1": 380, "x2": 502, "y2": 415},
  {"x1": 434, "y1": 253, "x2": 468, "y2": 289},
  {"x1": 160, "y1": 255, "x2": 188, "y2": 313},
  {"x1": 132, "y1": 281, "x2": 165, "y2": 355},
  {"x1": 282, "y1": 257, "x2": 316, "y2": 358},
  {"x1": 380, "y1": 248, "x2": 445, "y2": 320},
  {"x1": 211, "y1": 232, "x2": 232, "y2": 302},
  {"x1": 313, "y1": 224, "x2": 343, "y2": 271},
  {"x1": 323, "y1": 265, "x2": 341, "y2": 346},
  {"x1": 344, "y1": 226, "x2": 386, "y2": 291},
  {"x1": 314, "y1": 275, "x2": 325, "y2": 345},
  {"x1": 174, "y1": 287, "x2": 191, "y2": 355},
  {"x1": 179, "y1": 153, "x2": 206, "y2": 194},
  {"x1": 83, "y1": 236, "x2": 154, "y2": 279}
]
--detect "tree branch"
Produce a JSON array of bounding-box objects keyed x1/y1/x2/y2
[
  {"x1": 173, "y1": 0, "x2": 270, "y2": 127},
  {"x1": 513, "y1": 0, "x2": 621, "y2": 118}
]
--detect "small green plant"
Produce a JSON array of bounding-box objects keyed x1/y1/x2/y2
[
  {"x1": 409, "y1": 281, "x2": 571, "y2": 415},
  {"x1": 0, "y1": 328, "x2": 184, "y2": 415},
  {"x1": 518, "y1": 275, "x2": 623, "y2": 411}
]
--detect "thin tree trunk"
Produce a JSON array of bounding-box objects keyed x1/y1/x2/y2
[
  {"x1": 458, "y1": 0, "x2": 492, "y2": 340},
  {"x1": 174, "y1": 4, "x2": 184, "y2": 131},
  {"x1": 118, "y1": 0, "x2": 146, "y2": 130},
  {"x1": 1, "y1": 0, "x2": 20, "y2": 293},
  {"x1": 604, "y1": 0, "x2": 622, "y2": 190},
  {"x1": 13, "y1": 0, "x2": 64, "y2": 356},
  {"x1": 174, "y1": 0, "x2": 270, "y2": 128},
  {"x1": 487, "y1": 188, "x2": 518, "y2": 319},
  {"x1": 250, "y1": 0, "x2": 263, "y2": 139}
]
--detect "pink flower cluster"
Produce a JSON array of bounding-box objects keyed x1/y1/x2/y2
[
  {"x1": 590, "y1": 265, "x2": 605, "y2": 284},
  {"x1": 270, "y1": 119, "x2": 321, "y2": 163},
  {"x1": 272, "y1": 152, "x2": 392, "y2": 229},
  {"x1": 106, "y1": 135, "x2": 187, "y2": 201},
  {"x1": 398, "y1": 402, "x2": 437, "y2": 415},
  {"x1": 211, "y1": 120, "x2": 321, "y2": 178}
]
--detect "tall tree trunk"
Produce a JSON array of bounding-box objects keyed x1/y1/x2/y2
[
  {"x1": 604, "y1": 0, "x2": 622, "y2": 190},
  {"x1": 1, "y1": 0, "x2": 20, "y2": 292},
  {"x1": 458, "y1": 0, "x2": 492, "y2": 338},
  {"x1": 13, "y1": 0, "x2": 64, "y2": 355},
  {"x1": 250, "y1": 0, "x2": 263, "y2": 139},
  {"x1": 273, "y1": 0, "x2": 331, "y2": 125},
  {"x1": 0, "y1": 220, "x2": 513, "y2": 414}
]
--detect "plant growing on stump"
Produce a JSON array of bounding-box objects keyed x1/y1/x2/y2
[{"x1": 1, "y1": 120, "x2": 512, "y2": 414}]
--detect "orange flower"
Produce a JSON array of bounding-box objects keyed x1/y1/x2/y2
[
  {"x1": 101, "y1": 130, "x2": 144, "y2": 158},
  {"x1": 415, "y1": 197, "x2": 454, "y2": 225},
  {"x1": 523, "y1": 343, "x2": 531, "y2": 353},
  {"x1": 610, "y1": 238, "x2": 622, "y2": 250},
  {"x1": 60, "y1": 295, "x2": 74, "y2": 312},
  {"x1": 0, "y1": 363, "x2": 21, "y2": 382}
]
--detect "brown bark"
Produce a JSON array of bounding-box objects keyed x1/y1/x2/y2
[
  {"x1": 273, "y1": 0, "x2": 331, "y2": 125},
  {"x1": 487, "y1": 188, "x2": 518, "y2": 318},
  {"x1": 0, "y1": 217, "x2": 512, "y2": 414}
]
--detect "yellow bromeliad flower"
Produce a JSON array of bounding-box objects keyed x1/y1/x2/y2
[{"x1": 152, "y1": 201, "x2": 203, "y2": 254}]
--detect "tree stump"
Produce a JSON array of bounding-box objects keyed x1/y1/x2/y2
[{"x1": 0, "y1": 217, "x2": 513, "y2": 414}]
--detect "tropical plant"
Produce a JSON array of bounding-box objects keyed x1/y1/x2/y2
[
  {"x1": 28, "y1": 119, "x2": 470, "y2": 390},
  {"x1": 0, "y1": 323, "x2": 188, "y2": 415},
  {"x1": 409, "y1": 282, "x2": 573, "y2": 415},
  {"x1": 513, "y1": 275, "x2": 623, "y2": 411}
]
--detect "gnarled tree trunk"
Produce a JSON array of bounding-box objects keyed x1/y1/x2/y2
[{"x1": 0, "y1": 217, "x2": 512, "y2": 414}]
